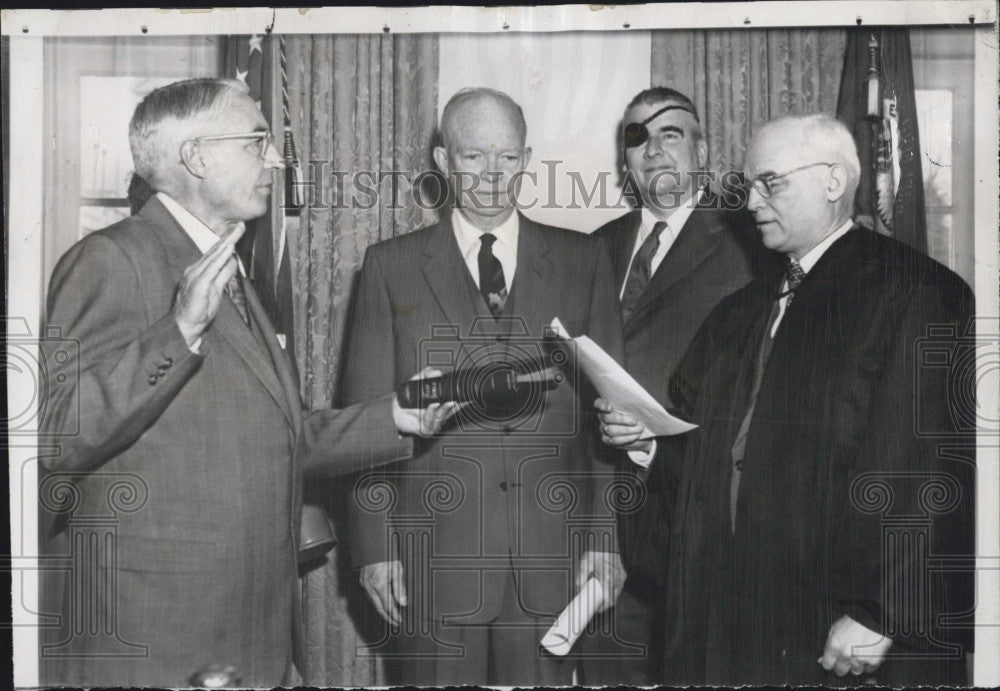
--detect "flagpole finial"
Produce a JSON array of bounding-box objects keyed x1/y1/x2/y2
[{"x1": 866, "y1": 34, "x2": 881, "y2": 118}]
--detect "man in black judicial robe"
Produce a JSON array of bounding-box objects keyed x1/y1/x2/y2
[{"x1": 598, "y1": 113, "x2": 975, "y2": 686}]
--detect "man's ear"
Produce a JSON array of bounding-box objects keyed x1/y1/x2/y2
[
  {"x1": 826, "y1": 163, "x2": 848, "y2": 202},
  {"x1": 179, "y1": 140, "x2": 207, "y2": 179},
  {"x1": 432, "y1": 146, "x2": 449, "y2": 176}
]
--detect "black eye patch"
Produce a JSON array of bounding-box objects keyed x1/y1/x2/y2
[{"x1": 623, "y1": 104, "x2": 698, "y2": 149}]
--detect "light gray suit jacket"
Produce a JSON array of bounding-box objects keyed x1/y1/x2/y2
[{"x1": 39, "y1": 196, "x2": 411, "y2": 687}]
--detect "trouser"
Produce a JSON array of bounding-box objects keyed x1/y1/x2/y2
[
  {"x1": 577, "y1": 577, "x2": 658, "y2": 685},
  {"x1": 385, "y1": 569, "x2": 571, "y2": 686}
]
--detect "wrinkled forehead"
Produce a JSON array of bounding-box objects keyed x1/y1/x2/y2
[{"x1": 625, "y1": 100, "x2": 700, "y2": 132}]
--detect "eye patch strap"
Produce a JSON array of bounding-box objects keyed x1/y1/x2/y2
[{"x1": 623, "y1": 104, "x2": 698, "y2": 149}]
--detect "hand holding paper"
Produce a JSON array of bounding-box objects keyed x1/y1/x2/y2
[{"x1": 550, "y1": 317, "x2": 696, "y2": 438}]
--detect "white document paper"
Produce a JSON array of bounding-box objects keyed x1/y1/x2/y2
[
  {"x1": 550, "y1": 317, "x2": 698, "y2": 438},
  {"x1": 540, "y1": 577, "x2": 606, "y2": 656}
]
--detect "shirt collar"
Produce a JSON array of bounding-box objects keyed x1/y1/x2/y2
[
  {"x1": 451, "y1": 208, "x2": 519, "y2": 252},
  {"x1": 640, "y1": 188, "x2": 703, "y2": 241},
  {"x1": 156, "y1": 192, "x2": 246, "y2": 275},
  {"x1": 796, "y1": 218, "x2": 855, "y2": 274}
]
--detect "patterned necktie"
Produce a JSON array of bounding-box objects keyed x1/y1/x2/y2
[
  {"x1": 729, "y1": 256, "x2": 807, "y2": 532},
  {"x1": 478, "y1": 233, "x2": 508, "y2": 318},
  {"x1": 621, "y1": 221, "x2": 666, "y2": 322},
  {"x1": 783, "y1": 257, "x2": 805, "y2": 308},
  {"x1": 225, "y1": 271, "x2": 250, "y2": 326}
]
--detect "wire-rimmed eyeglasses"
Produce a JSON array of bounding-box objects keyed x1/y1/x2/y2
[
  {"x1": 188, "y1": 131, "x2": 275, "y2": 160},
  {"x1": 747, "y1": 161, "x2": 839, "y2": 198}
]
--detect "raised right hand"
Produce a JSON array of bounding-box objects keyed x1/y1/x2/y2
[
  {"x1": 359, "y1": 560, "x2": 407, "y2": 626},
  {"x1": 173, "y1": 223, "x2": 245, "y2": 348}
]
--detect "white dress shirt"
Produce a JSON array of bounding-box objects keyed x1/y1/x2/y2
[
  {"x1": 157, "y1": 192, "x2": 247, "y2": 353},
  {"x1": 620, "y1": 190, "x2": 703, "y2": 299},
  {"x1": 769, "y1": 218, "x2": 854, "y2": 337},
  {"x1": 452, "y1": 208, "x2": 519, "y2": 292}
]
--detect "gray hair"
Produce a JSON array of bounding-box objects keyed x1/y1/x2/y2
[
  {"x1": 439, "y1": 87, "x2": 527, "y2": 150},
  {"x1": 758, "y1": 113, "x2": 862, "y2": 185},
  {"x1": 129, "y1": 78, "x2": 248, "y2": 188}
]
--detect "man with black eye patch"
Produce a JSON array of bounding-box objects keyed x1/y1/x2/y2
[{"x1": 581, "y1": 87, "x2": 766, "y2": 685}]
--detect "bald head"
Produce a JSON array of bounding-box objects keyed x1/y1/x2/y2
[
  {"x1": 751, "y1": 114, "x2": 861, "y2": 195},
  {"x1": 744, "y1": 114, "x2": 860, "y2": 259},
  {"x1": 439, "y1": 88, "x2": 527, "y2": 151},
  {"x1": 433, "y1": 88, "x2": 532, "y2": 231}
]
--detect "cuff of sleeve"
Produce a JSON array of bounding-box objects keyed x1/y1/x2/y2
[
  {"x1": 837, "y1": 600, "x2": 884, "y2": 637},
  {"x1": 627, "y1": 440, "x2": 657, "y2": 468}
]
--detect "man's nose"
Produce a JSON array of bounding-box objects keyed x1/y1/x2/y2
[
  {"x1": 643, "y1": 136, "x2": 664, "y2": 158},
  {"x1": 263, "y1": 141, "x2": 284, "y2": 169},
  {"x1": 746, "y1": 185, "x2": 765, "y2": 211},
  {"x1": 484, "y1": 167, "x2": 504, "y2": 184}
]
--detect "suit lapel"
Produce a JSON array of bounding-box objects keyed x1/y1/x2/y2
[
  {"x1": 626, "y1": 205, "x2": 722, "y2": 328},
  {"x1": 140, "y1": 197, "x2": 296, "y2": 429},
  {"x1": 606, "y1": 210, "x2": 641, "y2": 289},
  {"x1": 421, "y1": 214, "x2": 493, "y2": 325},
  {"x1": 506, "y1": 214, "x2": 554, "y2": 335},
  {"x1": 244, "y1": 282, "x2": 300, "y2": 430}
]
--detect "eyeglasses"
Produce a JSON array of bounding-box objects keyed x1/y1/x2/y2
[
  {"x1": 188, "y1": 131, "x2": 275, "y2": 160},
  {"x1": 747, "y1": 161, "x2": 838, "y2": 198}
]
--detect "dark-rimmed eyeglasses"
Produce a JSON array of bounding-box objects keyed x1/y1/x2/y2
[
  {"x1": 188, "y1": 131, "x2": 274, "y2": 160},
  {"x1": 747, "y1": 161, "x2": 838, "y2": 198}
]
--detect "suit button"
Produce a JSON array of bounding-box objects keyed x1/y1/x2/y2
[
  {"x1": 148, "y1": 374, "x2": 158, "y2": 385},
  {"x1": 164, "y1": 356, "x2": 173, "y2": 366},
  {"x1": 499, "y1": 482, "x2": 508, "y2": 492},
  {"x1": 734, "y1": 460, "x2": 744, "y2": 471}
]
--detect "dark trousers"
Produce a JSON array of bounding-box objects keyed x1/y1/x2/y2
[
  {"x1": 385, "y1": 570, "x2": 571, "y2": 686},
  {"x1": 577, "y1": 578, "x2": 659, "y2": 685}
]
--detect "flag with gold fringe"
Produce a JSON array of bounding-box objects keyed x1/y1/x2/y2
[{"x1": 836, "y1": 28, "x2": 927, "y2": 254}]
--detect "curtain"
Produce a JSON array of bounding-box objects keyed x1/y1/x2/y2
[
  {"x1": 651, "y1": 29, "x2": 846, "y2": 176},
  {"x1": 282, "y1": 33, "x2": 439, "y2": 685}
]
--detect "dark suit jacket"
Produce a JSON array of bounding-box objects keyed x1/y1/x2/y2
[
  {"x1": 592, "y1": 194, "x2": 762, "y2": 583},
  {"x1": 340, "y1": 212, "x2": 624, "y2": 624},
  {"x1": 39, "y1": 196, "x2": 411, "y2": 687},
  {"x1": 661, "y1": 227, "x2": 975, "y2": 685}
]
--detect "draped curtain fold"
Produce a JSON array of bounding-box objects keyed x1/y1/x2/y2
[
  {"x1": 281, "y1": 33, "x2": 438, "y2": 685},
  {"x1": 652, "y1": 29, "x2": 846, "y2": 176}
]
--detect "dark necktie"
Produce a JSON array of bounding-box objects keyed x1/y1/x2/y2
[
  {"x1": 225, "y1": 271, "x2": 250, "y2": 326},
  {"x1": 729, "y1": 257, "x2": 804, "y2": 531},
  {"x1": 621, "y1": 221, "x2": 666, "y2": 322},
  {"x1": 478, "y1": 233, "x2": 508, "y2": 318}
]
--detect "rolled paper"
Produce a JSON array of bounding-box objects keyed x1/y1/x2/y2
[{"x1": 540, "y1": 577, "x2": 606, "y2": 656}]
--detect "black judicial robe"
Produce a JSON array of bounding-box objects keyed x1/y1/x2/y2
[{"x1": 659, "y1": 226, "x2": 975, "y2": 685}]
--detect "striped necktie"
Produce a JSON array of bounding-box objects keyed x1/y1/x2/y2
[{"x1": 621, "y1": 221, "x2": 666, "y2": 322}]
